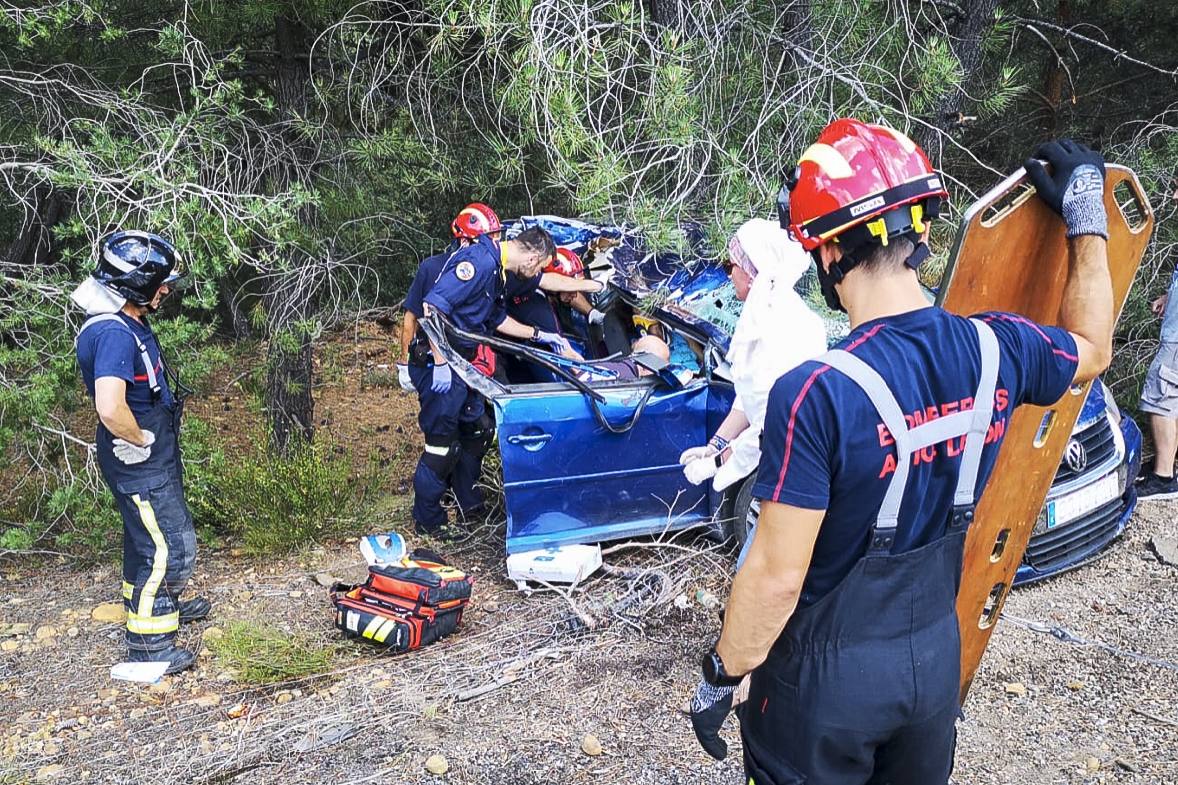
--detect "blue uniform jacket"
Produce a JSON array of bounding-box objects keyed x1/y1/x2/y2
[
  {"x1": 423, "y1": 234, "x2": 506, "y2": 354},
  {"x1": 404, "y1": 241, "x2": 461, "y2": 319}
]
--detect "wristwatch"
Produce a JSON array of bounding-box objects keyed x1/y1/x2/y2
[
  {"x1": 531, "y1": 325, "x2": 540, "y2": 341},
  {"x1": 701, "y1": 646, "x2": 743, "y2": 687}
]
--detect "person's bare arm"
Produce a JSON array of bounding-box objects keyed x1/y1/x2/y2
[
  {"x1": 495, "y1": 315, "x2": 539, "y2": 340},
  {"x1": 715, "y1": 408, "x2": 750, "y2": 443},
  {"x1": 568, "y1": 292, "x2": 593, "y2": 316},
  {"x1": 715, "y1": 500, "x2": 824, "y2": 675},
  {"x1": 400, "y1": 310, "x2": 418, "y2": 361},
  {"x1": 539, "y1": 273, "x2": 605, "y2": 294},
  {"x1": 94, "y1": 377, "x2": 148, "y2": 445},
  {"x1": 1060, "y1": 235, "x2": 1113, "y2": 383}
]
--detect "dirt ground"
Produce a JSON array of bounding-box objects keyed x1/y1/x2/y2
[{"x1": 2, "y1": 328, "x2": 1176, "y2": 785}]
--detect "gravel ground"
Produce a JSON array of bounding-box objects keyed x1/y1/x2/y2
[{"x1": 1, "y1": 502, "x2": 1174, "y2": 785}]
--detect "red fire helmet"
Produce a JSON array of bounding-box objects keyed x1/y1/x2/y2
[
  {"x1": 545, "y1": 246, "x2": 584, "y2": 277},
  {"x1": 450, "y1": 202, "x2": 502, "y2": 240},
  {"x1": 783, "y1": 119, "x2": 948, "y2": 251}
]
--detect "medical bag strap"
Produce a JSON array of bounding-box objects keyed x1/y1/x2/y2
[
  {"x1": 77, "y1": 313, "x2": 162, "y2": 400},
  {"x1": 820, "y1": 349, "x2": 914, "y2": 553}
]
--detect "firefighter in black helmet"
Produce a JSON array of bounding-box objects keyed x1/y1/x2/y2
[{"x1": 71, "y1": 230, "x2": 209, "y2": 674}]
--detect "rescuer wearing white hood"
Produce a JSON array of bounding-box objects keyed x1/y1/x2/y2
[{"x1": 678, "y1": 218, "x2": 827, "y2": 495}]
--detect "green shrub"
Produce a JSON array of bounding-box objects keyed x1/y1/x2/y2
[
  {"x1": 209, "y1": 621, "x2": 336, "y2": 684},
  {"x1": 204, "y1": 436, "x2": 376, "y2": 554}
]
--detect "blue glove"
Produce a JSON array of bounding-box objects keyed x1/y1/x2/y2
[
  {"x1": 430, "y1": 363, "x2": 452, "y2": 394},
  {"x1": 1024, "y1": 139, "x2": 1107, "y2": 239},
  {"x1": 534, "y1": 330, "x2": 570, "y2": 353},
  {"x1": 689, "y1": 679, "x2": 737, "y2": 760}
]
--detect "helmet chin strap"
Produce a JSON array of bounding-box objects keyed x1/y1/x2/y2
[{"x1": 813, "y1": 233, "x2": 930, "y2": 314}]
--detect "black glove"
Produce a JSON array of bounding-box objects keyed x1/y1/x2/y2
[
  {"x1": 689, "y1": 679, "x2": 736, "y2": 760},
  {"x1": 1024, "y1": 139, "x2": 1107, "y2": 239}
]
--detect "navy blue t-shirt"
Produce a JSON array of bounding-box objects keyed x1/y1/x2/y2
[
  {"x1": 404, "y1": 242, "x2": 460, "y2": 319},
  {"x1": 423, "y1": 234, "x2": 506, "y2": 353},
  {"x1": 505, "y1": 271, "x2": 560, "y2": 333},
  {"x1": 76, "y1": 313, "x2": 174, "y2": 416},
  {"x1": 753, "y1": 307, "x2": 1078, "y2": 608}
]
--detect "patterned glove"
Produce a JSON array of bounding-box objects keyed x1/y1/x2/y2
[
  {"x1": 430, "y1": 363, "x2": 452, "y2": 394},
  {"x1": 112, "y1": 430, "x2": 155, "y2": 465},
  {"x1": 689, "y1": 680, "x2": 737, "y2": 760},
  {"x1": 1024, "y1": 139, "x2": 1107, "y2": 239},
  {"x1": 396, "y1": 363, "x2": 415, "y2": 392}
]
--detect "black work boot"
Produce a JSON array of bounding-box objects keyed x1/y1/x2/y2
[
  {"x1": 179, "y1": 596, "x2": 212, "y2": 624},
  {"x1": 128, "y1": 645, "x2": 197, "y2": 675}
]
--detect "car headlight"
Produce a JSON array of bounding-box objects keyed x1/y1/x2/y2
[{"x1": 1100, "y1": 380, "x2": 1122, "y2": 427}]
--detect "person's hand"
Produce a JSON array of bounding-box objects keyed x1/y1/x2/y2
[
  {"x1": 430, "y1": 363, "x2": 452, "y2": 394},
  {"x1": 1152, "y1": 293, "x2": 1170, "y2": 317},
  {"x1": 684, "y1": 455, "x2": 719, "y2": 485},
  {"x1": 587, "y1": 308, "x2": 606, "y2": 326},
  {"x1": 1024, "y1": 139, "x2": 1107, "y2": 239},
  {"x1": 534, "y1": 330, "x2": 570, "y2": 353},
  {"x1": 689, "y1": 679, "x2": 737, "y2": 760},
  {"x1": 560, "y1": 345, "x2": 584, "y2": 361},
  {"x1": 112, "y1": 430, "x2": 155, "y2": 465},
  {"x1": 678, "y1": 444, "x2": 718, "y2": 465},
  {"x1": 397, "y1": 363, "x2": 415, "y2": 392}
]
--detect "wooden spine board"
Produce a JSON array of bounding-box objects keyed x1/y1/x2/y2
[{"x1": 938, "y1": 165, "x2": 1154, "y2": 703}]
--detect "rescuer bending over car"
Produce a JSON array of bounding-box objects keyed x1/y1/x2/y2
[
  {"x1": 688, "y1": 123, "x2": 1115, "y2": 785},
  {"x1": 410, "y1": 219, "x2": 558, "y2": 539}
]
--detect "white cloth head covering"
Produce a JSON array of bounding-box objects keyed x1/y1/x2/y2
[
  {"x1": 714, "y1": 218, "x2": 828, "y2": 491},
  {"x1": 70, "y1": 277, "x2": 127, "y2": 316}
]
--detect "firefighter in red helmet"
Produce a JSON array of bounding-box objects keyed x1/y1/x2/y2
[{"x1": 688, "y1": 120, "x2": 1116, "y2": 784}]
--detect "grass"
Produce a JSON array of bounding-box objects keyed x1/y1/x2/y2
[{"x1": 209, "y1": 621, "x2": 337, "y2": 684}]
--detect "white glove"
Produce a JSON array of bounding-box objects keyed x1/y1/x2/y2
[
  {"x1": 396, "y1": 363, "x2": 415, "y2": 392},
  {"x1": 112, "y1": 430, "x2": 155, "y2": 465},
  {"x1": 678, "y1": 444, "x2": 718, "y2": 465},
  {"x1": 684, "y1": 455, "x2": 719, "y2": 485},
  {"x1": 587, "y1": 308, "x2": 606, "y2": 326}
]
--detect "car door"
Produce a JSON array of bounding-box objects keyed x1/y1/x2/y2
[{"x1": 494, "y1": 376, "x2": 734, "y2": 553}]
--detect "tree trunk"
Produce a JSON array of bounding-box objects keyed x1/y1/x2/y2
[
  {"x1": 1039, "y1": 0, "x2": 1071, "y2": 137},
  {"x1": 265, "y1": 14, "x2": 317, "y2": 455},
  {"x1": 781, "y1": 0, "x2": 814, "y2": 55},
  {"x1": 3, "y1": 184, "x2": 67, "y2": 268},
  {"x1": 914, "y1": 0, "x2": 1002, "y2": 155}
]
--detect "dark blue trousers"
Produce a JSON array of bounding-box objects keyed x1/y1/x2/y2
[{"x1": 408, "y1": 364, "x2": 486, "y2": 528}]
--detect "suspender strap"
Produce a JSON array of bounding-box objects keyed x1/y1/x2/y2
[
  {"x1": 954, "y1": 319, "x2": 1000, "y2": 506},
  {"x1": 819, "y1": 317, "x2": 1002, "y2": 553},
  {"x1": 820, "y1": 350, "x2": 913, "y2": 545},
  {"x1": 77, "y1": 313, "x2": 162, "y2": 399}
]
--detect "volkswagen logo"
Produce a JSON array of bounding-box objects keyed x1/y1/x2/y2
[{"x1": 1065, "y1": 439, "x2": 1088, "y2": 473}]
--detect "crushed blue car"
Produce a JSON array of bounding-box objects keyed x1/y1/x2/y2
[{"x1": 427, "y1": 216, "x2": 1141, "y2": 585}]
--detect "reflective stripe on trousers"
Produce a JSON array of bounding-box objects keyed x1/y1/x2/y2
[
  {"x1": 740, "y1": 319, "x2": 999, "y2": 785},
  {"x1": 97, "y1": 399, "x2": 195, "y2": 652}
]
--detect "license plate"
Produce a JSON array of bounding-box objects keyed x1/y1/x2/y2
[{"x1": 1046, "y1": 473, "x2": 1120, "y2": 529}]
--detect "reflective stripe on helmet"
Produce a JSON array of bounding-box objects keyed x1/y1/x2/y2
[{"x1": 798, "y1": 142, "x2": 855, "y2": 179}]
